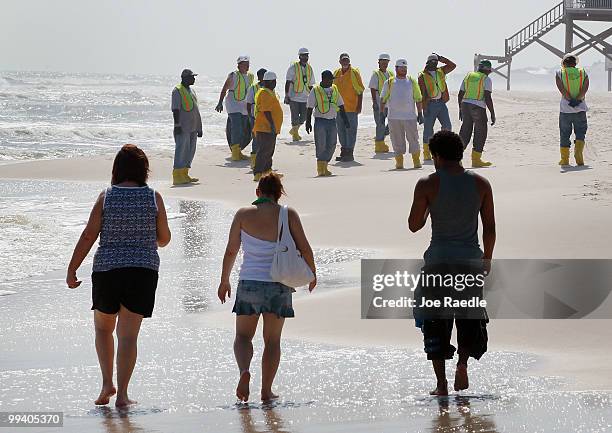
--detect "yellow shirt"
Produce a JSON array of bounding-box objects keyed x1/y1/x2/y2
[
  {"x1": 253, "y1": 89, "x2": 283, "y2": 134},
  {"x1": 334, "y1": 67, "x2": 364, "y2": 113}
]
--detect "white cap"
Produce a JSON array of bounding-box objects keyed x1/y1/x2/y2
[
  {"x1": 263, "y1": 71, "x2": 277, "y2": 81},
  {"x1": 395, "y1": 58, "x2": 408, "y2": 67},
  {"x1": 378, "y1": 53, "x2": 391, "y2": 61},
  {"x1": 427, "y1": 54, "x2": 439, "y2": 62},
  {"x1": 237, "y1": 55, "x2": 250, "y2": 63},
  {"x1": 298, "y1": 47, "x2": 309, "y2": 55},
  {"x1": 563, "y1": 52, "x2": 579, "y2": 63}
]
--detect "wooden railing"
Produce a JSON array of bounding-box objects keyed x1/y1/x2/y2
[{"x1": 505, "y1": 2, "x2": 565, "y2": 56}]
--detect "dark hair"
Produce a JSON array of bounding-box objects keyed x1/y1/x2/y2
[
  {"x1": 258, "y1": 172, "x2": 285, "y2": 202},
  {"x1": 321, "y1": 70, "x2": 334, "y2": 80},
  {"x1": 257, "y1": 68, "x2": 267, "y2": 80},
  {"x1": 563, "y1": 57, "x2": 577, "y2": 67},
  {"x1": 428, "y1": 131, "x2": 464, "y2": 162},
  {"x1": 111, "y1": 144, "x2": 150, "y2": 186}
]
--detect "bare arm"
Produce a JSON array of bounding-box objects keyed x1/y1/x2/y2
[
  {"x1": 356, "y1": 93, "x2": 363, "y2": 113},
  {"x1": 408, "y1": 178, "x2": 430, "y2": 233},
  {"x1": 370, "y1": 88, "x2": 378, "y2": 108},
  {"x1": 578, "y1": 76, "x2": 589, "y2": 100},
  {"x1": 218, "y1": 211, "x2": 243, "y2": 302},
  {"x1": 284, "y1": 80, "x2": 291, "y2": 97},
  {"x1": 478, "y1": 177, "x2": 496, "y2": 272},
  {"x1": 438, "y1": 55, "x2": 456, "y2": 74},
  {"x1": 264, "y1": 111, "x2": 276, "y2": 134},
  {"x1": 555, "y1": 75, "x2": 566, "y2": 97},
  {"x1": 418, "y1": 75, "x2": 429, "y2": 111},
  {"x1": 484, "y1": 91, "x2": 495, "y2": 124},
  {"x1": 66, "y1": 192, "x2": 104, "y2": 288},
  {"x1": 458, "y1": 89, "x2": 465, "y2": 106},
  {"x1": 216, "y1": 76, "x2": 231, "y2": 110},
  {"x1": 288, "y1": 208, "x2": 317, "y2": 291},
  {"x1": 155, "y1": 192, "x2": 171, "y2": 247}
]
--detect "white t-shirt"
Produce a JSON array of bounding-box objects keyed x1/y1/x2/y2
[
  {"x1": 286, "y1": 62, "x2": 315, "y2": 103},
  {"x1": 224, "y1": 72, "x2": 250, "y2": 115},
  {"x1": 556, "y1": 70, "x2": 588, "y2": 113},
  {"x1": 460, "y1": 76, "x2": 492, "y2": 109},
  {"x1": 368, "y1": 70, "x2": 393, "y2": 105},
  {"x1": 380, "y1": 77, "x2": 418, "y2": 120},
  {"x1": 306, "y1": 86, "x2": 345, "y2": 119}
]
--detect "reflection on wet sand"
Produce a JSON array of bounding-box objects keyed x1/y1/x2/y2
[
  {"x1": 97, "y1": 406, "x2": 146, "y2": 433},
  {"x1": 238, "y1": 405, "x2": 290, "y2": 433},
  {"x1": 430, "y1": 396, "x2": 498, "y2": 433}
]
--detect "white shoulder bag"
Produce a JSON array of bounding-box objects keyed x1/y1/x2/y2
[{"x1": 270, "y1": 205, "x2": 315, "y2": 288}]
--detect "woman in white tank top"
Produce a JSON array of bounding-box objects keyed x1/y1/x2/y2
[{"x1": 218, "y1": 173, "x2": 316, "y2": 403}]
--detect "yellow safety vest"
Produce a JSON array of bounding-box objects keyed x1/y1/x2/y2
[
  {"x1": 254, "y1": 87, "x2": 275, "y2": 117},
  {"x1": 333, "y1": 67, "x2": 365, "y2": 94},
  {"x1": 373, "y1": 69, "x2": 394, "y2": 93},
  {"x1": 561, "y1": 67, "x2": 585, "y2": 99},
  {"x1": 381, "y1": 76, "x2": 421, "y2": 104},
  {"x1": 293, "y1": 61, "x2": 313, "y2": 94},
  {"x1": 175, "y1": 84, "x2": 194, "y2": 112},
  {"x1": 463, "y1": 72, "x2": 487, "y2": 101},
  {"x1": 313, "y1": 84, "x2": 340, "y2": 114},
  {"x1": 419, "y1": 68, "x2": 447, "y2": 98},
  {"x1": 233, "y1": 71, "x2": 254, "y2": 101}
]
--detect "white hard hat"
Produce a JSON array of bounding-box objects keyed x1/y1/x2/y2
[
  {"x1": 237, "y1": 55, "x2": 250, "y2": 63},
  {"x1": 379, "y1": 53, "x2": 391, "y2": 61},
  {"x1": 427, "y1": 54, "x2": 439, "y2": 62},
  {"x1": 298, "y1": 47, "x2": 309, "y2": 55},
  {"x1": 563, "y1": 52, "x2": 579, "y2": 63},
  {"x1": 263, "y1": 71, "x2": 277, "y2": 81},
  {"x1": 395, "y1": 58, "x2": 408, "y2": 67}
]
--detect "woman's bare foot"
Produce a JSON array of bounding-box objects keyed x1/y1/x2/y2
[
  {"x1": 115, "y1": 395, "x2": 137, "y2": 408},
  {"x1": 429, "y1": 380, "x2": 448, "y2": 396},
  {"x1": 261, "y1": 390, "x2": 279, "y2": 402},
  {"x1": 454, "y1": 364, "x2": 469, "y2": 391},
  {"x1": 94, "y1": 385, "x2": 116, "y2": 405},
  {"x1": 236, "y1": 371, "x2": 251, "y2": 402}
]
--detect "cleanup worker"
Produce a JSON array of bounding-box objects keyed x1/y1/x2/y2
[
  {"x1": 215, "y1": 55, "x2": 254, "y2": 161},
  {"x1": 458, "y1": 60, "x2": 496, "y2": 168},
  {"x1": 379, "y1": 59, "x2": 424, "y2": 169},
  {"x1": 252, "y1": 71, "x2": 284, "y2": 182},
  {"x1": 418, "y1": 53, "x2": 456, "y2": 161},
  {"x1": 246, "y1": 68, "x2": 267, "y2": 169},
  {"x1": 333, "y1": 53, "x2": 365, "y2": 162},
  {"x1": 171, "y1": 68, "x2": 203, "y2": 185},
  {"x1": 368, "y1": 53, "x2": 394, "y2": 153},
  {"x1": 555, "y1": 53, "x2": 589, "y2": 166},
  {"x1": 305, "y1": 70, "x2": 350, "y2": 177},
  {"x1": 285, "y1": 48, "x2": 315, "y2": 142}
]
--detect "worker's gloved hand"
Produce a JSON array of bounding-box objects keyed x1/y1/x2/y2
[
  {"x1": 197, "y1": 131, "x2": 203, "y2": 138},
  {"x1": 305, "y1": 120, "x2": 312, "y2": 134},
  {"x1": 215, "y1": 102, "x2": 223, "y2": 113},
  {"x1": 284, "y1": 95, "x2": 291, "y2": 105},
  {"x1": 173, "y1": 125, "x2": 182, "y2": 136},
  {"x1": 568, "y1": 98, "x2": 581, "y2": 108},
  {"x1": 417, "y1": 112, "x2": 424, "y2": 125},
  {"x1": 490, "y1": 113, "x2": 496, "y2": 126},
  {"x1": 459, "y1": 108, "x2": 463, "y2": 122}
]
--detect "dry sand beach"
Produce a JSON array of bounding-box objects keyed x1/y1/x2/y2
[{"x1": 2, "y1": 90, "x2": 612, "y2": 432}]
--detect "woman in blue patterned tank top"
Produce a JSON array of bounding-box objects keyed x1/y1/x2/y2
[{"x1": 66, "y1": 144, "x2": 171, "y2": 408}]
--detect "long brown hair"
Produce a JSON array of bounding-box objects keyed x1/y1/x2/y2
[{"x1": 111, "y1": 144, "x2": 150, "y2": 186}]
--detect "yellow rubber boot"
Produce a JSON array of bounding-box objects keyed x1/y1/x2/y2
[
  {"x1": 559, "y1": 147, "x2": 570, "y2": 166},
  {"x1": 574, "y1": 140, "x2": 585, "y2": 166},
  {"x1": 185, "y1": 168, "x2": 198, "y2": 183},
  {"x1": 323, "y1": 161, "x2": 332, "y2": 176},
  {"x1": 250, "y1": 153, "x2": 256, "y2": 169},
  {"x1": 375, "y1": 140, "x2": 389, "y2": 153},
  {"x1": 253, "y1": 172, "x2": 262, "y2": 182},
  {"x1": 412, "y1": 152, "x2": 422, "y2": 169},
  {"x1": 472, "y1": 151, "x2": 492, "y2": 168},
  {"x1": 231, "y1": 144, "x2": 249, "y2": 161},
  {"x1": 290, "y1": 126, "x2": 302, "y2": 142},
  {"x1": 423, "y1": 143, "x2": 432, "y2": 161},
  {"x1": 316, "y1": 161, "x2": 325, "y2": 177},
  {"x1": 394, "y1": 154, "x2": 404, "y2": 169},
  {"x1": 264, "y1": 169, "x2": 284, "y2": 178},
  {"x1": 172, "y1": 168, "x2": 189, "y2": 186}
]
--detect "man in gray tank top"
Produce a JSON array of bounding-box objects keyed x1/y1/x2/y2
[{"x1": 408, "y1": 130, "x2": 496, "y2": 396}]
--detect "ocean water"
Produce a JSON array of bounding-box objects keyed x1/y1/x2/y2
[
  {"x1": 0, "y1": 71, "x2": 377, "y2": 163},
  {"x1": 1, "y1": 180, "x2": 612, "y2": 432}
]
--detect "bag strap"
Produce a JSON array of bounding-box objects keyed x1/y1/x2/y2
[{"x1": 280, "y1": 205, "x2": 290, "y2": 243}]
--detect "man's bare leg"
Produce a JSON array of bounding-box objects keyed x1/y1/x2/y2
[
  {"x1": 94, "y1": 310, "x2": 117, "y2": 405},
  {"x1": 261, "y1": 313, "x2": 285, "y2": 402},
  {"x1": 234, "y1": 315, "x2": 259, "y2": 402},
  {"x1": 430, "y1": 359, "x2": 448, "y2": 396},
  {"x1": 115, "y1": 305, "x2": 142, "y2": 407},
  {"x1": 454, "y1": 352, "x2": 469, "y2": 391}
]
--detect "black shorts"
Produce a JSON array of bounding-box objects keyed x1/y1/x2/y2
[{"x1": 91, "y1": 267, "x2": 159, "y2": 318}]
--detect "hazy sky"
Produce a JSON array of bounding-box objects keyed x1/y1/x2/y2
[{"x1": 2, "y1": 0, "x2": 609, "y2": 78}]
